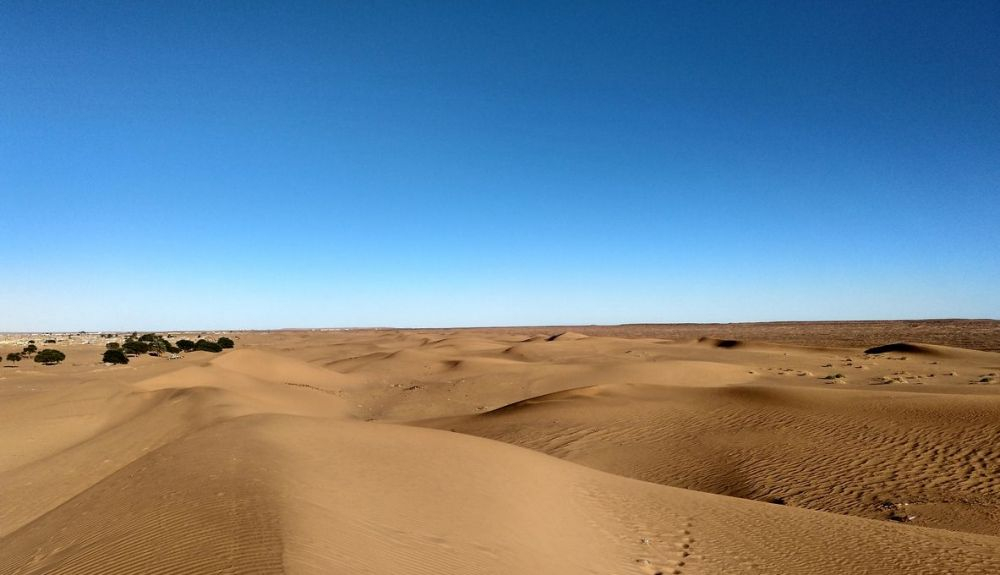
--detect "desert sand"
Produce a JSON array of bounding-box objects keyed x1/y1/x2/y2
[{"x1": 2, "y1": 322, "x2": 1000, "y2": 574}]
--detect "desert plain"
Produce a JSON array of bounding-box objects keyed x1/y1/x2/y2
[{"x1": 2, "y1": 320, "x2": 1000, "y2": 574}]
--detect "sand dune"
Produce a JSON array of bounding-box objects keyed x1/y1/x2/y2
[
  {"x1": 3, "y1": 325, "x2": 1000, "y2": 573},
  {"x1": 424, "y1": 382, "x2": 1000, "y2": 535}
]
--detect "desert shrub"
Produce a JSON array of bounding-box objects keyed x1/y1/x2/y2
[
  {"x1": 194, "y1": 339, "x2": 223, "y2": 353},
  {"x1": 176, "y1": 339, "x2": 196, "y2": 351},
  {"x1": 22, "y1": 344, "x2": 37, "y2": 356},
  {"x1": 34, "y1": 349, "x2": 66, "y2": 364},
  {"x1": 102, "y1": 349, "x2": 129, "y2": 364},
  {"x1": 138, "y1": 333, "x2": 160, "y2": 342},
  {"x1": 217, "y1": 337, "x2": 235, "y2": 349},
  {"x1": 106, "y1": 342, "x2": 120, "y2": 349},
  {"x1": 5, "y1": 352, "x2": 22, "y2": 363},
  {"x1": 44, "y1": 339, "x2": 56, "y2": 344}
]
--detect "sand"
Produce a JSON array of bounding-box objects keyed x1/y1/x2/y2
[{"x1": 2, "y1": 322, "x2": 1000, "y2": 574}]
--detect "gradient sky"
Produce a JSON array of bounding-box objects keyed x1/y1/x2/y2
[{"x1": 2, "y1": 1, "x2": 998, "y2": 331}]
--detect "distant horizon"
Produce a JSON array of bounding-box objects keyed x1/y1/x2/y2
[
  {"x1": 3, "y1": 2, "x2": 997, "y2": 328},
  {"x1": 3, "y1": 317, "x2": 998, "y2": 335}
]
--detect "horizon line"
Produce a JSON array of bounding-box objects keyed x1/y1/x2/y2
[{"x1": 2, "y1": 317, "x2": 998, "y2": 335}]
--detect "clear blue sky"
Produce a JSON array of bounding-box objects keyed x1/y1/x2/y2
[{"x1": 2, "y1": 1, "x2": 998, "y2": 331}]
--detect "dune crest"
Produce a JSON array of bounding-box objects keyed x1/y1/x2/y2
[
  {"x1": 864, "y1": 342, "x2": 941, "y2": 355},
  {"x1": 545, "y1": 331, "x2": 589, "y2": 341}
]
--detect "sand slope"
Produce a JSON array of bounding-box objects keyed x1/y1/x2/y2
[{"x1": 3, "y1": 329, "x2": 1000, "y2": 574}]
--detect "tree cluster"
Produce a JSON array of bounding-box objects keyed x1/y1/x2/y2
[
  {"x1": 101, "y1": 333, "x2": 235, "y2": 365},
  {"x1": 122, "y1": 333, "x2": 181, "y2": 356},
  {"x1": 5, "y1": 345, "x2": 40, "y2": 365},
  {"x1": 174, "y1": 337, "x2": 234, "y2": 353}
]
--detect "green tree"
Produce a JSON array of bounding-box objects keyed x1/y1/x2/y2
[
  {"x1": 217, "y1": 337, "x2": 235, "y2": 349},
  {"x1": 22, "y1": 344, "x2": 37, "y2": 356},
  {"x1": 106, "y1": 342, "x2": 121, "y2": 349},
  {"x1": 5, "y1": 352, "x2": 22, "y2": 364},
  {"x1": 102, "y1": 349, "x2": 129, "y2": 364},
  {"x1": 146, "y1": 338, "x2": 167, "y2": 354},
  {"x1": 122, "y1": 340, "x2": 149, "y2": 355},
  {"x1": 34, "y1": 349, "x2": 66, "y2": 365},
  {"x1": 176, "y1": 339, "x2": 196, "y2": 352},
  {"x1": 194, "y1": 339, "x2": 223, "y2": 353}
]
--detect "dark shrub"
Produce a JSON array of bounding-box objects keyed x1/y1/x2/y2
[
  {"x1": 106, "y1": 342, "x2": 121, "y2": 350},
  {"x1": 176, "y1": 339, "x2": 196, "y2": 352},
  {"x1": 5, "y1": 352, "x2": 21, "y2": 363},
  {"x1": 103, "y1": 349, "x2": 129, "y2": 364},
  {"x1": 217, "y1": 337, "x2": 235, "y2": 349}
]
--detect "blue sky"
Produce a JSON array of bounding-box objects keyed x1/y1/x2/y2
[{"x1": 2, "y1": 1, "x2": 998, "y2": 330}]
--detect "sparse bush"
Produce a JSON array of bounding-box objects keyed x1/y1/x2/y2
[
  {"x1": 106, "y1": 342, "x2": 120, "y2": 349},
  {"x1": 217, "y1": 337, "x2": 235, "y2": 349},
  {"x1": 102, "y1": 349, "x2": 129, "y2": 364},
  {"x1": 22, "y1": 344, "x2": 37, "y2": 356},
  {"x1": 176, "y1": 339, "x2": 196, "y2": 352},
  {"x1": 5, "y1": 352, "x2": 22, "y2": 364},
  {"x1": 34, "y1": 349, "x2": 66, "y2": 365},
  {"x1": 194, "y1": 339, "x2": 223, "y2": 353},
  {"x1": 43, "y1": 339, "x2": 56, "y2": 344}
]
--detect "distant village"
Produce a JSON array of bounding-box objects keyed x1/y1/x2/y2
[{"x1": 0, "y1": 331, "x2": 234, "y2": 347}]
